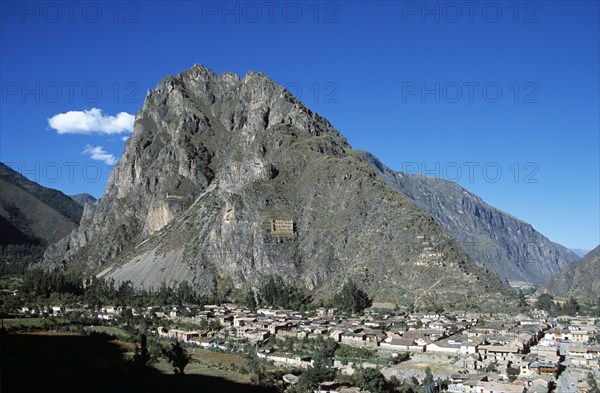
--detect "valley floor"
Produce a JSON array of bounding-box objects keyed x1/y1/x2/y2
[{"x1": 3, "y1": 304, "x2": 599, "y2": 393}]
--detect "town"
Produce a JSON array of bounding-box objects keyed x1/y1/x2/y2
[{"x1": 10, "y1": 298, "x2": 600, "y2": 393}]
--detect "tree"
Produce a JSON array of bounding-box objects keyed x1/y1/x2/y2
[
  {"x1": 387, "y1": 375, "x2": 418, "y2": 393},
  {"x1": 484, "y1": 362, "x2": 499, "y2": 373},
  {"x1": 315, "y1": 336, "x2": 338, "y2": 359},
  {"x1": 392, "y1": 352, "x2": 410, "y2": 364},
  {"x1": 258, "y1": 275, "x2": 303, "y2": 309},
  {"x1": 297, "y1": 363, "x2": 333, "y2": 392},
  {"x1": 517, "y1": 290, "x2": 528, "y2": 310},
  {"x1": 246, "y1": 352, "x2": 267, "y2": 386},
  {"x1": 354, "y1": 367, "x2": 386, "y2": 393},
  {"x1": 174, "y1": 281, "x2": 195, "y2": 304},
  {"x1": 423, "y1": 367, "x2": 435, "y2": 393},
  {"x1": 116, "y1": 280, "x2": 135, "y2": 305},
  {"x1": 535, "y1": 294, "x2": 554, "y2": 312},
  {"x1": 563, "y1": 296, "x2": 580, "y2": 316},
  {"x1": 162, "y1": 341, "x2": 190, "y2": 374},
  {"x1": 245, "y1": 290, "x2": 257, "y2": 311},
  {"x1": 129, "y1": 333, "x2": 154, "y2": 373},
  {"x1": 332, "y1": 280, "x2": 372, "y2": 314},
  {"x1": 208, "y1": 319, "x2": 222, "y2": 331},
  {"x1": 587, "y1": 372, "x2": 600, "y2": 393},
  {"x1": 296, "y1": 338, "x2": 335, "y2": 391}
]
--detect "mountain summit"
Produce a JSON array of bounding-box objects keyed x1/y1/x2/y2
[{"x1": 43, "y1": 65, "x2": 510, "y2": 308}]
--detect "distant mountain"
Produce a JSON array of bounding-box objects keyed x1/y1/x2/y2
[
  {"x1": 0, "y1": 163, "x2": 83, "y2": 236},
  {"x1": 570, "y1": 248, "x2": 590, "y2": 258},
  {"x1": 0, "y1": 163, "x2": 83, "y2": 244},
  {"x1": 70, "y1": 193, "x2": 97, "y2": 207},
  {"x1": 359, "y1": 152, "x2": 579, "y2": 286},
  {"x1": 42, "y1": 64, "x2": 510, "y2": 310},
  {"x1": 0, "y1": 162, "x2": 85, "y2": 272},
  {"x1": 537, "y1": 245, "x2": 600, "y2": 300}
]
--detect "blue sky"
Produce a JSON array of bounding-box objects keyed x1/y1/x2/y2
[{"x1": 1, "y1": 1, "x2": 598, "y2": 250}]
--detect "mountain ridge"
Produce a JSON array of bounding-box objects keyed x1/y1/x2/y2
[
  {"x1": 537, "y1": 245, "x2": 599, "y2": 300},
  {"x1": 70, "y1": 193, "x2": 97, "y2": 207},
  {"x1": 359, "y1": 151, "x2": 579, "y2": 286},
  {"x1": 0, "y1": 162, "x2": 83, "y2": 245},
  {"x1": 0, "y1": 162, "x2": 85, "y2": 273},
  {"x1": 570, "y1": 248, "x2": 590, "y2": 258},
  {"x1": 42, "y1": 64, "x2": 509, "y2": 309}
]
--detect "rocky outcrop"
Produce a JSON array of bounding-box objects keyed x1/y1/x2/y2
[
  {"x1": 359, "y1": 152, "x2": 579, "y2": 286},
  {"x1": 43, "y1": 65, "x2": 509, "y2": 309}
]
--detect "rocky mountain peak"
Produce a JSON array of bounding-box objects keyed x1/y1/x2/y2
[{"x1": 42, "y1": 64, "x2": 512, "y2": 309}]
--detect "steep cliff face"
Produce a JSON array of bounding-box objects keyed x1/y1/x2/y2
[
  {"x1": 537, "y1": 245, "x2": 599, "y2": 300},
  {"x1": 359, "y1": 152, "x2": 579, "y2": 286},
  {"x1": 44, "y1": 65, "x2": 508, "y2": 308}
]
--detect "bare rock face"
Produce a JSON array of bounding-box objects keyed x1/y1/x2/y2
[
  {"x1": 360, "y1": 152, "x2": 580, "y2": 286},
  {"x1": 43, "y1": 65, "x2": 508, "y2": 308}
]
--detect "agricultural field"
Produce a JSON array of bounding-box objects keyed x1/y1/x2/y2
[
  {"x1": 153, "y1": 357, "x2": 252, "y2": 385},
  {"x1": 85, "y1": 325, "x2": 133, "y2": 340},
  {"x1": 1, "y1": 317, "x2": 45, "y2": 329}
]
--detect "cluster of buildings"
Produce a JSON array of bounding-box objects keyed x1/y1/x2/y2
[
  {"x1": 19, "y1": 302, "x2": 599, "y2": 392},
  {"x1": 145, "y1": 305, "x2": 599, "y2": 392}
]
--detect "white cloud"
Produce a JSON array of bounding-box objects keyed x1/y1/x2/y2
[
  {"x1": 82, "y1": 145, "x2": 117, "y2": 165},
  {"x1": 48, "y1": 108, "x2": 134, "y2": 135},
  {"x1": 121, "y1": 136, "x2": 130, "y2": 142}
]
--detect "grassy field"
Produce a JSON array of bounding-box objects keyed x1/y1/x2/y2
[
  {"x1": 188, "y1": 347, "x2": 249, "y2": 368},
  {"x1": 0, "y1": 318, "x2": 133, "y2": 337},
  {"x1": 1, "y1": 317, "x2": 45, "y2": 328},
  {"x1": 126, "y1": 344, "x2": 256, "y2": 385},
  {"x1": 153, "y1": 358, "x2": 252, "y2": 384},
  {"x1": 85, "y1": 325, "x2": 133, "y2": 339},
  {"x1": 145, "y1": 347, "x2": 256, "y2": 384}
]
